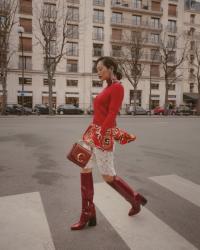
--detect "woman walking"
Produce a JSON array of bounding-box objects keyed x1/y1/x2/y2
[{"x1": 71, "y1": 56, "x2": 147, "y2": 230}]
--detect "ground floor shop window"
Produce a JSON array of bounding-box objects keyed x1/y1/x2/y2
[
  {"x1": 151, "y1": 100, "x2": 159, "y2": 109},
  {"x1": 130, "y1": 90, "x2": 141, "y2": 106},
  {"x1": 65, "y1": 97, "x2": 79, "y2": 106},
  {"x1": 18, "y1": 96, "x2": 32, "y2": 108},
  {"x1": 42, "y1": 96, "x2": 57, "y2": 108}
]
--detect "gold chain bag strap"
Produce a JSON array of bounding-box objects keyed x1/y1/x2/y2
[{"x1": 67, "y1": 141, "x2": 92, "y2": 168}]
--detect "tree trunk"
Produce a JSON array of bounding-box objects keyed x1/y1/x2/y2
[
  {"x1": 197, "y1": 83, "x2": 200, "y2": 116},
  {"x1": 48, "y1": 75, "x2": 54, "y2": 115},
  {"x1": 164, "y1": 75, "x2": 169, "y2": 115},
  {"x1": 133, "y1": 87, "x2": 137, "y2": 115},
  {"x1": 1, "y1": 76, "x2": 7, "y2": 115}
]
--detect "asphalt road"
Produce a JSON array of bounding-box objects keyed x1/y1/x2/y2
[{"x1": 0, "y1": 116, "x2": 200, "y2": 250}]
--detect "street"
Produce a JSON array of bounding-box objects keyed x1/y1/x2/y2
[{"x1": 0, "y1": 116, "x2": 200, "y2": 250}]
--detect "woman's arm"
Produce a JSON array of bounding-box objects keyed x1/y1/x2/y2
[{"x1": 101, "y1": 84, "x2": 124, "y2": 135}]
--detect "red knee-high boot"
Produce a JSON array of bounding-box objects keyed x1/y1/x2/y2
[
  {"x1": 71, "y1": 172, "x2": 96, "y2": 230},
  {"x1": 107, "y1": 176, "x2": 147, "y2": 216}
]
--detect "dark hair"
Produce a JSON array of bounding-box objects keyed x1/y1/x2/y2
[
  {"x1": 96, "y1": 56, "x2": 122, "y2": 80},
  {"x1": 116, "y1": 70, "x2": 123, "y2": 80}
]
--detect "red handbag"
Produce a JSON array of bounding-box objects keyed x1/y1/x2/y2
[{"x1": 67, "y1": 142, "x2": 92, "y2": 168}]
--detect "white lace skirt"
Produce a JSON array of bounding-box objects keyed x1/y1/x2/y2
[{"x1": 83, "y1": 143, "x2": 116, "y2": 176}]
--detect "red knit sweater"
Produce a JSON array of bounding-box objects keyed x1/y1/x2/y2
[{"x1": 93, "y1": 82, "x2": 124, "y2": 135}]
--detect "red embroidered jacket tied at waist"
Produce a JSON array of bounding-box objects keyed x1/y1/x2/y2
[{"x1": 82, "y1": 124, "x2": 136, "y2": 151}]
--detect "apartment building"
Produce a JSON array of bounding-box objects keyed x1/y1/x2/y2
[{"x1": 0, "y1": 0, "x2": 200, "y2": 112}]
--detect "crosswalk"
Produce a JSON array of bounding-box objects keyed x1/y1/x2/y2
[
  {"x1": 94, "y1": 174, "x2": 200, "y2": 250},
  {"x1": 0, "y1": 175, "x2": 199, "y2": 250},
  {"x1": 0, "y1": 192, "x2": 55, "y2": 250}
]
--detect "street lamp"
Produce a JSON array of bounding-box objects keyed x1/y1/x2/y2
[{"x1": 17, "y1": 26, "x2": 25, "y2": 113}]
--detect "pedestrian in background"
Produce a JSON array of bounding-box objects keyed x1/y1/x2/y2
[{"x1": 71, "y1": 56, "x2": 147, "y2": 230}]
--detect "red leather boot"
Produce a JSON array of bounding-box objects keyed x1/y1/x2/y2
[
  {"x1": 107, "y1": 176, "x2": 147, "y2": 216},
  {"x1": 71, "y1": 172, "x2": 96, "y2": 230}
]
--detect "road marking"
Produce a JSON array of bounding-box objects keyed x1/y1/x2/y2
[
  {"x1": 94, "y1": 183, "x2": 197, "y2": 250},
  {"x1": 149, "y1": 174, "x2": 200, "y2": 207},
  {"x1": 0, "y1": 192, "x2": 55, "y2": 250}
]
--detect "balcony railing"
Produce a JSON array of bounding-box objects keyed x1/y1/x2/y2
[
  {"x1": 111, "y1": 17, "x2": 162, "y2": 30},
  {"x1": 111, "y1": 1, "x2": 163, "y2": 13},
  {"x1": 93, "y1": 0, "x2": 105, "y2": 6},
  {"x1": 66, "y1": 0, "x2": 80, "y2": 4},
  {"x1": 93, "y1": 49, "x2": 104, "y2": 57},
  {"x1": 167, "y1": 26, "x2": 177, "y2": 33},
  {"x1": 93, "y1": 16, "x2": 104, "y2": 24},
  {"x1": 92, "y1": 32, "x2": 104, "y2": 41}
]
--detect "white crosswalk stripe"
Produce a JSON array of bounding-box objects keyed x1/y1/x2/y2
[
  {"x1": 0, "y1": 192, "x2": 55, "y2": 250},
  {"x1": 149, "y1": 174, "x2": 200, "y2": 207},
  {"x1": 94, "y1": 182, "x2": 198, "y2": 250}
]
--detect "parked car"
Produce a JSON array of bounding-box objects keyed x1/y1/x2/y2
[
  {"x1": 33, "y1": 104, "x2": 56, "y2": 115},
  {"x1": 5, "y1": 104, "x2": 32, "y2": 115},
  {"x1": 57, "y1": 104, "x2": 84, "y2": 115},
  {"x1": 126, "y1": 105, "x2": 150, "y2": 115},
  {"x1": 153, "y1": 106, "x2": 165, "y2": 115},
  {"x1": 174, "y1": 105, "x2": 193, "y2": 115}
]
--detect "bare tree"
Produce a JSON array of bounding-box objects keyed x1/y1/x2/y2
[
  {"x1": 0, "y1": 0, "x2": 17, "y2": 115},
  {"x1": 118, "y1": 30, "x2": 145, "y2": 113},
  {"x1": 159, "y1": 31, "x2": 188, "y2": 114},
  {"x1": 191, "y1": 41, "x2": 200, "y2": 115},
  {"x1": 34, "y1": 0, "x2": 71, "y2": 115},
  {"x1": 149, "y1": 48, "x2": 161, "y2": 113}
]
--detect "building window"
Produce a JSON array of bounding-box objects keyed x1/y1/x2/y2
[
  {"x1": 19, "y1": 77, "x2": 32, "y2": 85},
  {"x1": 112, "y1": 45, "x2": 122, "y2": 57},
  {"x1": 190, "y1": 54, "x2": 195, "y2": 64},
  {"x1": 19, "y1": 18, "x2": 32, "y2": 33},
  {"x1": 93, "y1": 0, "x2": 105, "y2": 6},
  {"x1": 112, "y1": 12, "x2": 122, "y2": 24},
  {"x1": 151, "y1": 49, "x2": 160, "y2": 61},
  {"x1": 92, "y1": 61, "x2": 97, "y2": 73},
  {"x1": 151, "y1": 1, "x2": 161, "y2": 11},
  {"x1": 132, "y1": 15, "x2": 141, "y2": 25},
  {"x1": 93, "y1": 44, "x2": 103, "y2": 57},
  {"x1": 43, "y1": 21, "x2": 56, "y2": 37},
  {"x1": 132, "y1": 0, "x2": 142, "y2": 8},
  {"x1": 67, "y1": 24, "x2": 79, "y2": 39},
  {"x1": 190, "y1": 83, "x2": 194, "y2": 93},
  {"x1": 93, "y1": 27, "x2": 104, "y2": 40},
  {"x1": 43, "y1": 3, "x2": 56, "y2": 18},
  {"x1": 66, "y1": 80, "x2": 78, "y2": 87},
  {"x1": 168, "y1": 51, "x2": 176, "y2": 63},
  {"x1": 67, "y1": 42, "x2": 78, "y2": 56},
  {"x1": 93, "y1": 9, "x2": 104, "y2": 23},
  {"x1": 151, "y1": 33, "x2": 159, "y2": 44},
  {"x1": 92, "y1": 80, "x2": 103, "y2": 87},
  {"x1": 150, "y1": 65, "x2": 160, "y2": 77},
  {"x1": 43, "y1": 79, "x2": 56, "y2": 86},
  {"x1": 151, "y1": 17, "x2": 160, "y2": 29},
  {"x1": 190, "y1": 40, "x2": 195, "y2": 50},
  {"x1": 167, "y1": 66, "x2": 176, "y2": 78},
  {"x1": 19, "y1": 37, "x2": 32, "y2": 52},
  {"x1": 168, "y1": 35, "x2": 176, "y2": 48},
  {"x1": 112, "y1": 28, "x2": 122, "y2": 40},
  {"x1": 168, "y1": 20, "x2": 177, "y2": 33},
  {"x1": 19, "y1": 56, "x2": 32, "y2": 70},
  {"x1": 168, "y1": 84, "x2": 176, "y2": 91},
  {"x1": 168, "y1": 4, "x2": 177, "y2": 17},
  {"x1": 67, "y1": 6, "x2": 79, "y2": 22},
  {"x1": 151, "y1": 83, "x2": 159, "y2": 89},
  {"x1": 19, "y1": 0, "x2": 32, "y2": 15},
  {"x1": 67, "y1": 59, "x2": 78, "y2": 72},
  {"x1": 190, "y1": 14, "x2": 195, "y2": 24}
]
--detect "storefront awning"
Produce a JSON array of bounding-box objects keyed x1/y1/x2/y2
[{"x1": 183, "y1": 92, "x2": 199, "y2": 101}]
